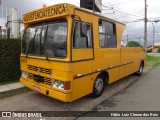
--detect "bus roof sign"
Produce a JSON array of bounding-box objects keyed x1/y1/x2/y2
[{"x1": 23, "y1": 4, "x2": 68, "y2": 23}]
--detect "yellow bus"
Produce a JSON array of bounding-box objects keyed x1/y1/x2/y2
[{"x1": 20, "y1": 3, "x2": 146, "y2": 102}]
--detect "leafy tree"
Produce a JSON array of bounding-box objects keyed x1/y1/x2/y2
[
  {"x1": 157, "y1": 48, "x2": 160, "y2": 53},
  {"x1": 127, "y1": 41, "x2": 142, "y2": 47}
]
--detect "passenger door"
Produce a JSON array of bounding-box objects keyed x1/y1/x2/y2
[
  {"x1": 71, "y1": 11, "x2": 94, "y2": 101},
  {"x1": 72, "y1": 21, "x2": 94, "y2": 61}
]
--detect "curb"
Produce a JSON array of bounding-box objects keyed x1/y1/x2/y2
[
  {"x1": 0, "y1": 86, "x2": 26, "y2": 95},
  {"x1": 0, "y1": 83, "x2": 25, "y2": 94}
]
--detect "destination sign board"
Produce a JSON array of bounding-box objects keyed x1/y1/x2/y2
[{"x1": 23, "y1": 4, "x2": 68, "y2": 23}]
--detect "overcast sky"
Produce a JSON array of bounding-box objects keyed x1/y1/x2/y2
[{"x1": 0, "y1": 0, "x2": 160, "y2": 45}]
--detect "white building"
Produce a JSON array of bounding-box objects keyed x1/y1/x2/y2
[
  {"x1": 155, "y1": 42, "x2": 160, "y2": 46},
  {"x1": 10, "y1": 8, "x2": 20, "y2": 38},
  {"x1": 0, "y1": 7, "x2": 21, "y2": 38}
]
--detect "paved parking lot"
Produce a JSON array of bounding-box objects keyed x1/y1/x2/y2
[
  {"x1": 148, "y1": 53, "x2": 160, "y2": 57},
  {"x1": 77, "y1": 65, "x2": 160, "y2": 120},
  {"x1": 0, "y1": 75, "x2": 139, "y2": 111}
]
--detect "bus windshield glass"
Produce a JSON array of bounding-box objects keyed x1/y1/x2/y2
[{"x1": 22, "y1": 20, "x2": 68, "y2": 58}]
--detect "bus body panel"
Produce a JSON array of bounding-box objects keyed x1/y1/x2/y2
[
  {"x1": 120, "y1": 48, "x2": 146, "y2": 79},
  {"x1": 93, "y1": 48, "x2": 121, "y2": 83},
  {"x1": 21, "y1": 57, "x2": 73, "y2": 81},
  {"x1": 20, "y1": 78, "x2": 70, "y2": 102}
]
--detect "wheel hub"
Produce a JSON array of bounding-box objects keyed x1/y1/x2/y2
[{"x1": 95, "y1": 78, "x2": 103, "y2": 93}]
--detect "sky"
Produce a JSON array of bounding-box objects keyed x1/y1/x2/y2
[{"x1": 0, "y1": 0, "x2": 160, "y2": 45}]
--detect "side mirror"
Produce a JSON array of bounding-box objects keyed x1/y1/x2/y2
[{"x1": 81, "y1": 22, "x2": 88, "y2": 37}]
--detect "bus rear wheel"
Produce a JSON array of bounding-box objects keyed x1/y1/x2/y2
[
  {"x1": 136, "y1": 62, "x2": 144, "y2": 76},
  {"x1": 90, "y1": 75, "x2": 105, "y2": 98}
]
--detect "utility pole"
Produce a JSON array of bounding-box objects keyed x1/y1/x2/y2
[
  {"x1": 152, "y1": 23, "x2": 155, "y2": 52},
  {"x1": 93, "y1": 0, "x2": 95, "y2": 13},
  {"x1": 127, "y1": 34, "x2": 129, "y2": 45},
  {"x1": 144, "y1": 0, "x2": 147, "y2": 53}
]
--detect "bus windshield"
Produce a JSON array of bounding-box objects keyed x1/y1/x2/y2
[{"x1": 22, "y1": 20, "x2": 68, "y2": 58}]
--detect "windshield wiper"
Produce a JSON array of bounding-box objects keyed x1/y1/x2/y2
[
  {"x1": 26, "y1": 29, "x2": 38, "y2": 58},
  {"x1": 44, "y1": 25, "x2": 49, "y2": 60}
]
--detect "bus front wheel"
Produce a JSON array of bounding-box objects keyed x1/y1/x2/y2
[{"x1": 90, "y1": 75, "x2": 105, "y2": 98}]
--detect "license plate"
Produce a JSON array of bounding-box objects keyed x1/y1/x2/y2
[{"x1": 33, "y1": 86, "x2": 40, "y2": 92}]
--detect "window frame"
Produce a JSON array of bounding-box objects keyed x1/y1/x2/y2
[
  {"x1": 98, "y1": 18, "x2": 117, "y2": 48},
  {"x1": 22, "y1": 19, "x2": 68, "y2": 59},
  {"x1": 72, "y1": 21, "x2": 93, "y2": 49},
  {"x1": 45, "y1": 20, "x2": 68, "y2": 58}
]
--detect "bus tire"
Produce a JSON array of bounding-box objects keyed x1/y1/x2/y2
[
  {"x1": 136, "y1": 62, "x2": 144, "y2": 76},
  {"x1": 90, "y1": 74, "x2": 105, "y2": 98}
]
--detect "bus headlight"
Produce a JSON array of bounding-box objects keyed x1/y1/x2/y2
[
  {"x1": 52, "y1": 79, "x2": 70, "y2": 90},
  {"x1": 21, "y1": 71, "x2": 28, "y2": 79}
]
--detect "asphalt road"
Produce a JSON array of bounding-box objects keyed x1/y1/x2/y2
[
  {"x1": 77, "y1": 65, "x2": 160, "y2": 120},
  {"x1": 0, "y1": 66, "x2": 153, "y2": 120},
  {"x1": 148, "y1": 53, "x2": 160, "y2": 57}
]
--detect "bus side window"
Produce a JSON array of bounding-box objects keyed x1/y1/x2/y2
[
  {"x1": 73, "y1": 22, "x2": 92, "y2": 48},
  {"x1": 99, "y1": 19, "x2": 117, "y2": 48}
]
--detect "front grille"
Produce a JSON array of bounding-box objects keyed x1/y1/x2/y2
[
  {"x1": 28, "y1": 73, "x2": 33, "y2": 80},
  {"x1": 28, "y1": 73, "x2": 51, "y2": 86},
  {"x1": 44, "y1": 78, "x2": 52, "y2": 85},
  {"x1": 28, "y1": 65, "x2": 52, "y2": 75}
]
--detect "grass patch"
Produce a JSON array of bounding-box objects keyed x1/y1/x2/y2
[
  {"x1": 147, "y1": 55, "x2": 160, "y2": 66},
  {"x1": 0, "y1": 87, "x2": 31, "y2": 99}
]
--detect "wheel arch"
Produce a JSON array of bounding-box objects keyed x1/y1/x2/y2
[
  {"x1": 97, "y1": 71, "x2": 109, "y2": 85},
  {"x1": 141, "y1": 60, "x2": 144, "y2": 67}
]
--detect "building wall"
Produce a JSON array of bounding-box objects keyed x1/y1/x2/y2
[
  {"x1": 0, "y1": 25, "x2": 7, "y2": 38},
  {"x1": 11, "y1": 8, "x2": 20, "y2": 38}
]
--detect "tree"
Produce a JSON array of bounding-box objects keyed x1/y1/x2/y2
[
  {"x1": 127, "y1": 41, "x2": 142, "y2": 47},
  {"x1": 157, "y1": 48, "x2": 160, "y2": 53}
]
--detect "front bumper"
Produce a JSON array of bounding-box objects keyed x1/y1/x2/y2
[{"x1": 20, "y1": 78, "x2": 70, "y2": 102}]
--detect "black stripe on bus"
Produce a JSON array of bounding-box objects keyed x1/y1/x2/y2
[{"x1": 73, "y1": 62, "x2": 133, "y2": 79}]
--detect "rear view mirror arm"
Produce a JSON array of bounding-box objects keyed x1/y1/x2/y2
[{"x1": 71, "y1": 14, "x2": 81, "y2": 22}]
